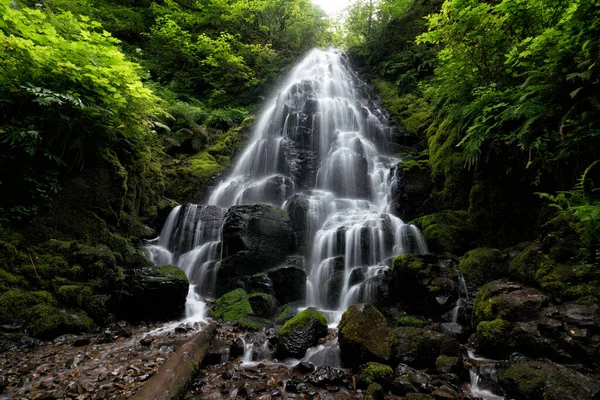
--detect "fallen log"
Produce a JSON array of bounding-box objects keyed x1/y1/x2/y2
[{"x1": 131, "y1": 322, "x2": 217, "y2": 400}]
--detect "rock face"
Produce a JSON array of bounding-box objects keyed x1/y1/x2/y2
[
  {"x1": 217, "y1": 204, "x2": 296, "y2": 296},
  {"x1": 338, "y1": 304, "x2": 392, "y2": 367},
  {"x1": 389, "y1": 161, "x2": 432, "y2": 222},
  {"x1": 276, "y1": 308, "x2": 328, "y2": 358},
  {"x1": 378, "y1": 255, "x2": 458, "y2": 317},
  {"x1": 499, "y1": 360, "x2": 600, "y2": 400},
  {"x1": 473, "y1": 280, "x2": 600, "y2": 367},
  {"x1": 117, "y1": 265, "x2": 188, "y2": 322}
]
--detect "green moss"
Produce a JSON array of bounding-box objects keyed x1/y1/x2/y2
[
  {"x1": 25, "y1": 304, "x2": 94, "y2": 339},
  {"x1": 509, "y1": 242, "x2": 556, "y2": 284},
  {"x1": 435, "y1": 355, "x2": 461, "y2": 373},
  {"x1": 475, "y1": 318, "x2": 513, "y2": 355},
  {"x1": 391, "y1": 254, "x2": 427, "y2": 273},
  {"x1": 0, "y1": 268, "x2": 27, "y2": 293},
  {"x1": 209, "y1": 289, "x2": 253, "y2": 323},
  {"x1": 358, "y1": 362, "x2": 394, "y2": 386},
  {"x1": 338, "y1": 304, "x2": 393, "y2": 363},
  {"x1": 364, "y1": 382, "x2": 384, "y2": 399},
  {"x1": 460, "y1": 247, "x2": 507, "y2": 286},
  {"x1": 56, "y1": 285, "x2": 93, "y2": 308},
  {"x1": 0, "y1": 240, "x2": 21, "y2": 271},
  {"x1": 237, "y1": 318, "x2": 264, "y2": 330},
  {"x1": 155, "y1": 265, "x2": 188, "y2": 281},
  {"x1": 276, "y1": 305, "x2": 298, "y2": 325},
  {"x1": 393, "y1": 314, "x2": 425, "y2": 327},
  {"x1": 277, "y1": 308, "x2": 328, "y2": 338},
  {"x1": 0, "y1": 289, "x2": 57, "y2": 325},
  {"x1": 406, "y1": 394, "x2": 435, "y2": 400},
  {"x1": 410, "y1": 210, "x2": 474, "y2": 255}
]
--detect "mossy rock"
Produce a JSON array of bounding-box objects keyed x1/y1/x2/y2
[
  {"x1": 209, "y1": 288, "x2": 253, "y2": 323},
  {"x1": 0, "y1": 239, "x2": 24, "y2": 271},
  {"x1": 0, "y1": 289, "x2": 57, "y2": 326},
  {"x1": 393, "y1": 314, "x2": 426, "y2": 328},
  {"x1": 410, "y1": 210, "x2": 474, "y2": 256},
  {"x1": 364, "y1": 382, "x2": 385, "y2": 400},
  {"x1": 276, "y1": 304, "x2": 298, "y2": 325},
  {"x1": 508, "y1": 242, "x2": 556, "y2": 285},
  {"x1": 390, "y1": 326, "x2": 459, "y2": 370},
  {"x1": 26, "y1": 304, "x2": 94, "y2": 339},
  {"x1": 473, "y1": 280, "x2": 548, "y2": 323},
  {"x1": 459, "y1": 247, "x2": 508, "y2": 287},
  {"x1": 56, "y1": 285, "x2": 93, "y2": 308},
  {"x1": 435, "y1": 355, "x2": 462, "y2": 374},
  {"x1": 358, "y1": 362, "x2": 394, "y2": 387},
  {"x1": 405, "y1": 394, "x2": 434, "y2": 400},
  {"x1": 248, "y1": 292, "x2": 278, "y2": 319},
  {"x1": 338, "y1": 304, "x2": 393, "y2": 368},
  {"x1": 475, "y1": 318, "x2": 513, "y2": 357},
  {"x1": 276, "y1": 308, "x2": 328, "y2": 358},
  {"x1": 499, "y1": 360, "x2": 600, "y2": 400},
  {"x1": 0, "y1": 268, "x2": 27, "y2": 294},
  {"x1": 390, "y1": 254, "x2": 458, "y2": 315}
]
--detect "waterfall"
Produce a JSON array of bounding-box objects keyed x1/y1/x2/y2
[{"x1": 146, "y1": 48, "x2": 427, "y2": 323}]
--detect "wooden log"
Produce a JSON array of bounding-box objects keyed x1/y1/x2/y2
[{"x1": 131, "y1": 322, "x2": 217, "y2": 400}]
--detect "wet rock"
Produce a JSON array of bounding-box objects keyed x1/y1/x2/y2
[
  {"x1": 389, "y1": 159, "x2": 433, "y2": 222},
  {"x1": 383, "y1": 255, "x2": 458, "y2": 317},
  {"x1": 459, "y1": 248, "x2": 509, "y2": 287},
  {"x1": 499, "y1": 360, "x2": 600, "y2": 400},
  {"x1": 434, "y1": 356, "x2": 462, "y2": 375},
  {"x1": 276, "y1": 309, "x2": 328, "y2": 358},
  {"x1": 358, "y1": 362, "x2": 394, "y2": 388},
  {"x1": 139, "y1": 337, "x2": 153, "y2": 347},
  {"x1": 309, "y1": 366, "x2": 347, "y2": 386},
  {"x1": 267, "y1": 263, "x2": 307, "y2": 304},
  {"x1": 439, "y1": 323, "x2": 467, "y2": 341},
  {"x1": 338, "y1": 304, "x2": 392, "y2": 368},
  {"x1": 296, "y1": 361, "x2": 315, "y2": 373},
  {"x1": 391, "y1": 327, "x2": 459, "y2": 370},
  {"x1": 390, "y1": 363, "x2": 431, "y2": 395},
  {"x1": 217, "y1": 204, "x2": 296, "y2": 296},
  {"x1": 117, "y1": 265, "x2": 189, "y2": 322},
  {"x1": 73, "y1": 337, "x2": 91, "y2": 347},
  {"x1": 248, "y1": 293, "x2": 278, "y2": 319},
  {"x1": 364, "y1": 382, "x2": 385, "y2": 400},
  {"x1": 230, "y1": 338, "x2": 244, "y2": 359}
]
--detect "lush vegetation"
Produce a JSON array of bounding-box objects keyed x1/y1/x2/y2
[{"x1": 0, "y1": 0, "x2": 331, "y2": 335}]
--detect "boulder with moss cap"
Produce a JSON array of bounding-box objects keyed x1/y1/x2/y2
[{"x1": 276, "y1": 308, "x2": 328, "y2": 358}]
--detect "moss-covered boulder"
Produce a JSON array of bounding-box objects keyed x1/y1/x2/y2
[
  {"x1": 117, "y1": 265, "x2": 189, "y2": 322},
  {"x1": 338, "y1": 304, "x2": 392, "y2": 368},
  {"x1": 358, "y1": 362, "x2": 394, "y2": 388},
  {"x1": 473, "y1": 281, "x2": 548, "y2": 323},
  {"x1": 387, "y1": 254, "x2": 458, "y2": 316},
  {"x1": 434, "y1": 355, "x2": 462, "y2": 374},
  {"x1": 459, "y1": 247, "x2": 508, "y2": 287},
  {"x1": 508, "y1": 242, "x2": 556, "y2": 285},
  {"x1": 209, "y1": 288, "x2": 253, "y2": 323},
  {"x1": 0, "y1": 289, "x2": 57, "y2": 326},
  {"x1": 276, "y1": 308, "x2": 328, "y2": 358},
  {"x1": 499, "y1": 360, "x2": 600, "y2": 400},
  {"x1": 390, "y1": 327, "x2": 459, "y2": 370},
  {"x1": 26, "y1": 304, "x2": 94, "y2": 339},
  {"x1": 248, "y1": 292, "x2": 278, "y2": 319},
  {"x1": 409, "y1": 210, "x2": 474, "y2": 255},
  {"x1": 474, "y1": 319, "x2": 513, "y2": 357}
]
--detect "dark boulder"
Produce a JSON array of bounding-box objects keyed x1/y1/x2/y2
[
  {"x1": 116, "y1": 265, "x2": 188, "y2": 322},
  {"x1": 389, "y1": 160, "x2": 433, "y2": 222},
  {"x1": 391, "y1": 327, "x2": 459, "y2": 370},
  {"x1": 390, "y1": 363, "x2": 431, "y2": 396},
  {"x1": 267, "y1": 259, "x2": 307, "y2": 304},
  {"x1": 309, "y1": 366, "x2": 347, "y2": 386},
  {"x1": 248, "y1": 293, "x2": 278, "y2": 319},
  {"x1": 217, "y1": 204, "x2": 296, "y2": 296},
  {"x1": 276, "y1": 308, "x2": 328, "y2": 358}
]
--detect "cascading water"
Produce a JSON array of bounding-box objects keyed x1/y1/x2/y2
[{"x1": 146, "y1": 48, "x2": 427, "y2": 327}]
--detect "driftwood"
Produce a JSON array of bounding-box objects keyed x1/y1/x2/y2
[{"x1": 131, "y1": 322, "x2": 217, "y2": 400}]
